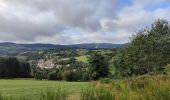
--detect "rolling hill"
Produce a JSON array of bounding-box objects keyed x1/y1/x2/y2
[{"x1": 0, "y1": 42, "x2": 127, "y2": 56}]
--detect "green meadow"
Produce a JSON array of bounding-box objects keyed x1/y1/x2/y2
[{"x1": 0, "y1": 79, "x2": 89, "y2": 99}]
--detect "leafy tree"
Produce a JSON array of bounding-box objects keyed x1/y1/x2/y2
[
  {"x1": 0, "y1": 57, "x2": 31, "y2": 78},
  {"x1": 88, "y1": 53, "x2": 109, "y2": 80},
  {"x1": 69, "y1": 57, "x2": 76, "y2": 66},
  {"x1": 82, "y1": 72, "x2": 90, "y2": 81},
  {"x1": 47, "y1": 71, "x2": 58, "y2": 80},
  {"x1": 35, "y1": 71, "x2": 43, "y2": 80},
  {"x1": 5, "y1": 57, "x2": 20, "y2": 77},
  {"x1": 113, "y1": 19, "x2": 170, "y2": 77},
  {"x1": 62, "y1": 70, "x2": 79, "y2": 81},
  {"x1": 19, "y1": 62, "x2": 31, "y2": 77},
  {"x1": 57, "y1": 70, "x2": 63, "y2": 80}
]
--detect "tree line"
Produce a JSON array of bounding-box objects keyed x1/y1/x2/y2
[
  {"x1": 33, "y1": 52, "x2": 110, "y2": 81},
  {"x1": 0, "y1": 57, "x2": 31, "y2": 78}
]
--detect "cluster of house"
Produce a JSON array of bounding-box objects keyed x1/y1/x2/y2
[
  {"x1": 37, "y1": 59, "x2": 55, "y2": 69},
  {"x1": 37, "y1": 58, "x2": 72, "y2": 69}
]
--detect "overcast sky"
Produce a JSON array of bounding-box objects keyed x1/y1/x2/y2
[{"x1": 0, "y1": 0, "x2": 170, "y2": 44}]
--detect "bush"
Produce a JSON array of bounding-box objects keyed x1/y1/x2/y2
[
  {"x1": 35, "y1": 71, "x2": 44, "y2": 80},
  {"x1": 47, "y1": 71, "x2": 58, "y2": 80},
  {"x1": 57, "y1": 71, "x2": 63, "y2": 81},
  {"x1": 62, "y1": 70, "x2": 78, "y2": 81},
  {"x1": 82, "y1": 73, "x2": 90, "y2": 81}
]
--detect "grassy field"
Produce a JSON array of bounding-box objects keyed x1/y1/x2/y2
[
  {"x1": 0, "y1": 79, "x2": 89, "y2": 99},
  {"x1": 76, "y1": 55, "x2": 88, "y2": 63},
  {"x1": 1, "y1": 75, "x2": 170, "y2": 100}
]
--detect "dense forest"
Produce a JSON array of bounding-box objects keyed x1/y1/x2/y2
[{"x1": 0, "y1": 57, "x2": 31, "y2": 78}]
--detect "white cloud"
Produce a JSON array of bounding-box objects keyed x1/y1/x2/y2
[{"x1": 0, "y1": 0, "x2": 169, "y2": 44}]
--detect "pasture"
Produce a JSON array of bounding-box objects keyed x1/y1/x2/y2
[
  {"x1": 76, "y1": 55, "x2": 88, "y2": 63},
  {"x1": 0, "y1": 79, "x2": 89, "y2": 99}
]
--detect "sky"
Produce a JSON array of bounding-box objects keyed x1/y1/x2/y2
[{"x1": 0, "y1": 0, "x2": 170, "y2": 44}]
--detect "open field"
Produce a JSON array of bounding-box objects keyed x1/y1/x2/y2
[
  {"x1": 76, "y1": 55, "x2": 88, "y2": 63},
  {"x1": 0, "y1": 79, "x2": 89, "y2": 99}
]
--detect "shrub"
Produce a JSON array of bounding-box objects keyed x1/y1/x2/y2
[
  {"x1": 47, "y1": 71, "x2": 58, "y2": 80},
  {"x1": 57, "y1": 71, "x2": 63, "y2": 81},
  {"x1": 35, "y1": 71, "x2": 44, "y2": 80},
  {"x1": 62, "y1": 70, "x2": 78, "y2": 81},
  {"x1": 82, "y1": 73, "x2": 90, "y2": 81}
]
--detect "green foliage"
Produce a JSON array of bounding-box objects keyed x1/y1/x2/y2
[
  {"x1": 88, "y1": 53, "x2": 109, "y2": 80},
  {"x1": 46, "y1": 69, "x2": 63, "y2": 81},
  {"x1": 113, "y1": 19, "x2": 170, "y2": 77},
  {"x1": 76, "y1": 56, "x2": 88, "y2": 63},
  {"x1": 19, "y1": 62, "x2": 31, "y2": 77},
  {"x1": 69, "y1": 57, "x2": 76, "y2": 64},
  {"x1": 35, "y1": 71, "x2": 44, "y2": 80},
  {"x1": 57, "y1": 70, "x2": 63, "y2": 80},
  {"x1": 62, "y1": 70, "x2": 79, "y2": 81},
  {"x1": 47, "y1": 71, "x2": 58, "y2": 80},
  {"x1": 82, "y1": 72, "x2": 90, "y2": 81},
  {"x1": 0, "y1": 57, "x2": 31, "y2": 78}
]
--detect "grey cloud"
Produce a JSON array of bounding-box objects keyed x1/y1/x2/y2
[
  {"x1": 0, "y1": 0, "x2": 169, "y2": 44},
  {"x1": 0, "y1": 0, "x2": 120, "y2": 43},
  {"x1": 2, "y1": 0, "x2": 119, "y2": 31},
  {"x1": 0, "y1": 10, "x2": 65, "y2": 41}
]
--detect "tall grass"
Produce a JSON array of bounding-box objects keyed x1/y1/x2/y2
[
  {"x1": 80, "y1": 85, "x2": 115, "y2": 100},
  {"x1": 140, "y1": 79, "x2": 170, "y2": 100},
  {"x1": 0, "y1": 92, "x2": 12, "y2": 100},
  {"x1": 111, "y1": 75, "x2": 170, "y2": 100},
  {"x1": 1, "y1": 75, "x2": 170, "y2": 100},
  {"x1": 0, "y1": 87, "x2": 68, "y2": 100},
  {"x1": 40, "y1": 87, "x2": 68, "y2": 100}
]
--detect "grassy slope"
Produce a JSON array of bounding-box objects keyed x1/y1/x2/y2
[
  {"x1": 76, "y1": 55, "x2": 88, "y2": 63},
  {"x1": 0, "y1": 79, "x2": 89, "y2": 99}
]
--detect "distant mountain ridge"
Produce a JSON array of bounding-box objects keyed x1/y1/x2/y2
[
  {"x1": 0, "y1": 42, "x2": 127, "y2": 56},
  {"x1": 67, "y1": 43, "x2": 126, "y2": 49}
]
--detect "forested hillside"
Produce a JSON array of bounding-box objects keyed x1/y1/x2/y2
[{"x1": 0, "y1": 43, "x2": 125, "y2": 56}]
